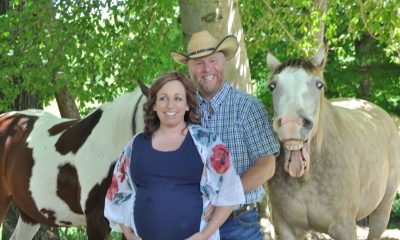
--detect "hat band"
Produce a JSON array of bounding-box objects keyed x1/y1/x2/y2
[{"x1": 188, "y1": 48, "x2": 215, "y2": 57}]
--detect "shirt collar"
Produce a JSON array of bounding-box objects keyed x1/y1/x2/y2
[{"x1": 196, "y1": 82, "x2": 231, "y2": 111}]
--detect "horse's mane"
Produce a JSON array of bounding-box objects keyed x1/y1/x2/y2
[
  {"x1": 311, "y1": 96, "x2": 328, "y2": 157},
  {"x1": 311, "y1": 93, "x2": 356, "y2": 162},
  {"x1": 270, "y1": 58, "x2": 324, "y2": 80}
]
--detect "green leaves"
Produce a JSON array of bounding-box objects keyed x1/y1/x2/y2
[
  {"x1": 1, "y1": 0, "x2": 398, "y2": 116},
  {"x1": 240, "y1": 0, "x2": 400, "y2": 116},
  {"x1": 1, "y1": 1, "x2": 182, "y2": 113}
]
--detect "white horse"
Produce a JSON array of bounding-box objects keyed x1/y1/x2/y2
[{"x1": 266, "y1": 46, "x2": 400, "y2": 240}]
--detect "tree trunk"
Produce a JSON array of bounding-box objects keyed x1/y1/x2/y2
[
  {"x1": 179, "y1": 0, "x2": 253, "y2": 93},
  {"x1": 12, "y1": 90, "x2": 42, "y2": 110},
  {"x1": 47, "y1": 0, "x2": 80, "y2": 120},
  {"x1": 314, "y1": 0, "x2": 327, "y2": 47},
  {"x1": 55, "y1": 86, "x2": 81, "y2": 119},
  {"x1": 0, "y1": 0, "x2": 7, "y2": 14},
  {"x1": 179, "y1": 0, "x2": 270, "y2": 237},
  {"x1": 1, "y1": 203, "x2": 18, "y2": 240},
  {"x1": 355, "y1": 34, "x2": 375, "y2": 98}
]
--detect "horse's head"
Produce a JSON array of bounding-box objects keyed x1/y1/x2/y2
[{"x1": 266, "y1": 46, "x2": 327, "y2": 178}]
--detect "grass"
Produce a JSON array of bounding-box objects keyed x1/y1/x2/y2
[{"x1": 0, "y1": 225, "x2": 123, "y2": 240}]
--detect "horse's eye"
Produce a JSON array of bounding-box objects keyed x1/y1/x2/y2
[
  {"x1": 268, "y1": 82, "x2": 276, "y2": 91},
  {"x1": 316, "y1": 81, "x2": 324, "y2": 90}
]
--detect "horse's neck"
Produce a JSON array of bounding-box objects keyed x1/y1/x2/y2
[
  {"x1": 310, "y1": 98, "x2": 341, "y2": 157},
  {"x1": 96, "y1": 91, "x2": 142, "y2": 145}
]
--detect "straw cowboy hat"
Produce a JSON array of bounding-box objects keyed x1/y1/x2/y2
[{"x1": 171, "y1": 31, "x2": 239, "y2": 65}]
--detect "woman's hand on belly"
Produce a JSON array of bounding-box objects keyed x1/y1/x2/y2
[
  {"x1": 185, "y1": 231, "x2": 208, "y2": 240},
  {"x1": 120, "y1": 224, "x2": 142, "y2": 240}
]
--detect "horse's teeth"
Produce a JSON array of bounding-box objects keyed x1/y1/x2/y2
[{"x1": 285, "y1": 142, "x2": 303, "y2": 151}]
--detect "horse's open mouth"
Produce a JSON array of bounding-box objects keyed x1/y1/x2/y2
[{"x1": 283, "y1": 140, "x2": 310, "y2": 177}]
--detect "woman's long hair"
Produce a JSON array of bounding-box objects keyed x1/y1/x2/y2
[{"x1": 143, "y1": 71, "x2": 200, "y2": 137}]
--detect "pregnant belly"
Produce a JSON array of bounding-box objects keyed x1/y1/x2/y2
[{"x1": 134, "y1": 186, "x2": 203, "y2": 240}]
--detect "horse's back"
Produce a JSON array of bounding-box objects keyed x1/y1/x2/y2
[
  {"x1": 331, "y1": 98, "x2": 400, "y2": 158},
  {"x1": 331, "y1": 98, "x2": 400, "y2": 218},
  {"x1": 332, "y1": 98, "x2": 396, "y2": 125}
]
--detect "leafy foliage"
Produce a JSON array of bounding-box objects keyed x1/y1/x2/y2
[
  {"x1": 1, "y1": 0, "x2": 182, "y2": 112},
  {"x1": 1, "y1": 0, "x2": 398, "y2": 115},
  {"x1": 1, "y1": 0, "x2": 400, "y2": 236},
  {"x1": 55, "y1": 227, "x2": 123, "y2": 239},
  {"x1": 240, "y1": 0, "x2": 400, "y2": 116},
  {"x1": 389, "y1": 191, "x2": 400, "y2": 229}
]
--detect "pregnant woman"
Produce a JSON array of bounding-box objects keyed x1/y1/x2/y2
[{"x1": 104, "y1": 71, "x2": 244, "y2": 240}]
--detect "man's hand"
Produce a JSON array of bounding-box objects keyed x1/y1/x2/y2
[
  {"x1": 185, "y1": 231, "x2": 208, "y2": 240},
  {"x1": 120, "y1": 224, "x2": 142, "y2": 240},
  {"x1": 123, "y1": 232, "x2": 142, "y2": 240}
]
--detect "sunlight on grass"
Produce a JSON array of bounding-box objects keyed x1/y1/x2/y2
[
  {"x1": 0, "y1": 224, "x2": 122, "y2": 240},
  {"x1": 58, "y1": 227, "x2": 123, "y2": 239}
]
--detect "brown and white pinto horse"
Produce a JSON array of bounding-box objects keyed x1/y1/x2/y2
[
  {"x1": 0, "y1": 89, "x2": 146, "y2": 239},
  {"x1": 266, "y1": 47, "x2": 400, "y2": 240}
]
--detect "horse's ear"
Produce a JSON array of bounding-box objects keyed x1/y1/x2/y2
[
  {"x1": 311, "y1": 41, "x2": 328, "y2": 68},
  {"x1": 266, "y1": 52, "x2": 281, "y2": 71},
  {"x1": 138, "y1": 81, "x2": 149, "y2": 97}
]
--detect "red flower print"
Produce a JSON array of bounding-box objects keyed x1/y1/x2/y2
[
  {"x1": 210, "y1": 144, "x2": 231, "y2": 174},
  {"x1": 118, "y1": 155, "x2": 129, "y2": 182},
  {"x1": 106, "y1": 174, "x2": 118, "y2": 200}
]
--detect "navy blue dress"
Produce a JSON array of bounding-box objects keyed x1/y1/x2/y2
[{"x1": 131, "y1": 132, "x2": 204, "y2": 240}]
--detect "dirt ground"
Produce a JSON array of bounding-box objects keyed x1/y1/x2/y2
[{"x1": 260, "y1": 217, "x2": 400, "y2": 240}]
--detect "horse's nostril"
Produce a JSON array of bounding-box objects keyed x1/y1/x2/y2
[
  {"x1": 274, "y1": 118, "x2": 282, "y2": 129},
  {"x1": 303, "y1": 118, "x2": 313, "y2": 129}
]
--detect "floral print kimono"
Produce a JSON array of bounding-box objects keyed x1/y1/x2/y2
[{"x1": 104, "y1": 124, "x2": 245, "y2": 240}]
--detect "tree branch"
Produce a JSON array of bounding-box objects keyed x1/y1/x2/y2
[
  {"x1": 355, "y1": 0, "x2": 377, "y2": 40},
  {"x1": 262, "y1": 0, "x2": 298, "y2": 44}
]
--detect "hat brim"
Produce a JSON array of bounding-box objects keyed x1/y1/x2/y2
[
  {"x1": 171, "y1": 35, "x2": 239, "y2": 65},
  {"x1": 170, "y1": 52, "x2": 191, "y2": 65}
]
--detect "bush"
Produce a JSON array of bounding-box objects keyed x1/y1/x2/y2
[{"x1": 389, "y1": 191, "x2": 400, "y2": 229}]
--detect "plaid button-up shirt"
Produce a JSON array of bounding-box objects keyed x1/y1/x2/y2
[{"x1": 196, "y1": 82, "x2": 280, "y2": 206}]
